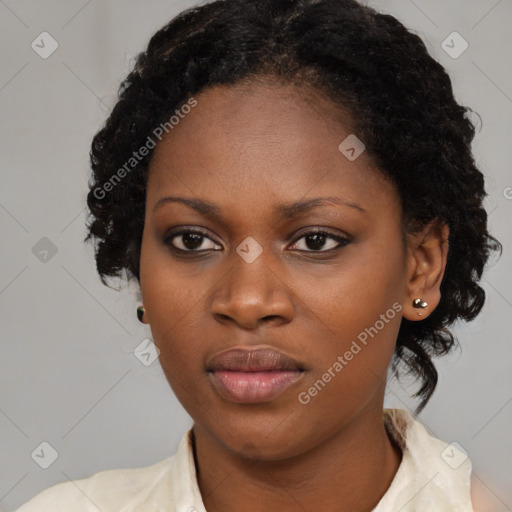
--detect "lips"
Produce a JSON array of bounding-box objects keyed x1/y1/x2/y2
[
  {"x1": 207, "y1": 347, "x2": 304, "y2": 372},
  {"x1": 207, "y1": 347, "x2": 305, "y2": 404}
]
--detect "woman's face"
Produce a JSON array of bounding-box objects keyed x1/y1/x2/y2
[{"x1": 140, "y1": 81, "x2": 410, "y2": 459}]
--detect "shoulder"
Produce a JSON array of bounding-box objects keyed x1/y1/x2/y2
[
  {"x1": 470, "y1": 473, "x2": 500, "y2": 512},
  {"x1": 14, "y1": 456, "x2": 174, "y2": 512},
  {"x1": 382, "y1": 408, "x2": 474, "y2": 511}
]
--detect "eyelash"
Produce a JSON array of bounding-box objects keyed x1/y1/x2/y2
[{"x1": 163, "y1": 227, "x2": 352, "y2": 255}]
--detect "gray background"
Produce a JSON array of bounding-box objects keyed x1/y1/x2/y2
[{"x1": 0, "y1": 0, "x2": 510, "y2": 510}]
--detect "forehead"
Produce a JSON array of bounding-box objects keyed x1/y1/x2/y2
[
  {"x1": 146, "y1": 80, "x2": 396, "y2": 219},
  {"x1": 152, "y1": 79, "x2": 356, "y2": 155}
]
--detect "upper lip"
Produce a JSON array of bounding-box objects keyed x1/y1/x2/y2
[{"x1": 207, "y1": 346, "x2": 305, "y2": 372}]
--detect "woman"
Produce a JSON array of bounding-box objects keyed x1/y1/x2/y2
[{"x1": 15, "y1": 0, "x2": 500, "y2": 510}]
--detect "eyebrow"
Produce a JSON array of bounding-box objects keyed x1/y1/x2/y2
[{"x1": 153, "y1": 195, "x2": 365, "y2": 220}]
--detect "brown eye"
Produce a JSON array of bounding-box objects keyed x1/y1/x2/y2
[
  {"x1": 290, "y1": 230, "x2": 351, "y2": 252},
  {"x1": 164, "y1": 229, "x2": 222, "y2": 252}
]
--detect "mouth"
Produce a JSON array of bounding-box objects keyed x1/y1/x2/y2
[{"x1": 206, "y1": 347, "x2": 306, "y2": 404}]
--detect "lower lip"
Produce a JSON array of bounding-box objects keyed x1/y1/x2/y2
[{"x1": 209, "y1": 370, "x2": 304, "y2": 403}]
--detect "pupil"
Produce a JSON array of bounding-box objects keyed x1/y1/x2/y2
[
  {"x1": 183, "y1": 233, "x2": 203, "y2": 250},
  {"x1": 306, "y1": 233, "x2": 326, "y2": 250}
]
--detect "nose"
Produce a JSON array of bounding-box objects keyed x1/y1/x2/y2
[{"x1": 210, "y1": 247, "x2": 295, "y2": 330}]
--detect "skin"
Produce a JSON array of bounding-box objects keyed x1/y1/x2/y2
[{"x1": 139, "y1": 78, "x2": 449, "y2": 512}]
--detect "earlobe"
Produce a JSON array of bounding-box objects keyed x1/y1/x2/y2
[{"x1": 403, "y1": 220, "x2": 449, "y2": 321}]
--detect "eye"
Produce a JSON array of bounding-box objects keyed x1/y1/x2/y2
[
  {"x1": 164, "y1": 228, "x2": 222, "y2": 252},
  {"x1": 163, "y1": 227, "x2": 351, "y2": 254},
  {"x1": 289, "y1": 229, "x2": 351, "y2": 252}
]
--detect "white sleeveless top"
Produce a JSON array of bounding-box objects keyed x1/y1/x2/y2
[{"x1": 15, "y1": 408, "x2": 475, "y2": 511}]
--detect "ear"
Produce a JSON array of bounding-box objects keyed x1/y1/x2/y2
[{"x1": 402, "y1": 219, "x2": 449, "y2": 321}]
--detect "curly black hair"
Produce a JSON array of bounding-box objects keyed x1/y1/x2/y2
[{"x1": 85, "y1": 0, "x2": 501, "y2": 413}]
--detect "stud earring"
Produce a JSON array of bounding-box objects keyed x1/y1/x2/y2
[
  {"x1": 137, "y1": 305, "x2": 145, "y2": 323},
  {"x1": 412, "y1": 298, "x2": 428, "y2": 317}
]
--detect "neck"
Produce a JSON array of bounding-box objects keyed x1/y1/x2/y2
[{"x1": 192, "y1": 405, "x2": 403, "y2": 512}]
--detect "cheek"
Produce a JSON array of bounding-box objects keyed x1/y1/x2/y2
[
  {"x1": 140, "y1": 260, "x2": 213, "y2": 412},
  {"x1": 292, "y1": 293, "x2": 401, "y2": 436},
  {"x1": 139, "y1": 235, "x2": 201, "y2": 359},
  {"x1": 140, "y1": 229, "x2": 208, "y2": 320},
  {"x1": 293, "y1": 234, "x2": 405, "y2": 397},
  {"x1": 301, "y1": 233, "x2": 404, "y2": 337}
]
